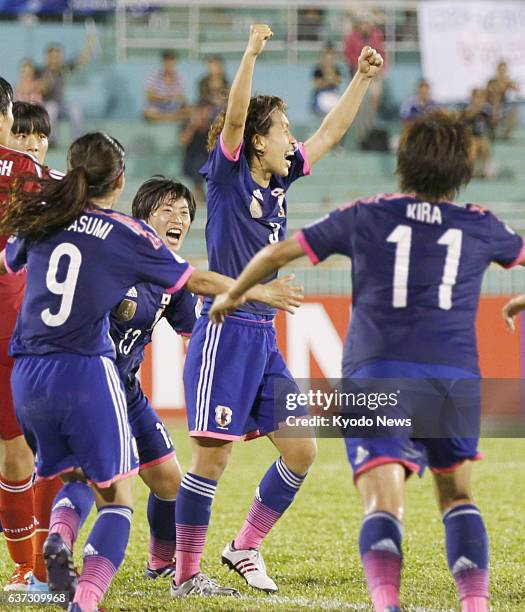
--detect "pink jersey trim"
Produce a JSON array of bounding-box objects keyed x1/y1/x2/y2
[
  {"x1": 89, "y1": 466, "x2": 139, "y2": 489},
  {"x1": 430, "y1": 452, "x2": 483, "y2": 474},
  {"x1": 295, "y1": 230, "x2": 320, "y2": 265},
  {"x1": 501, "y1": 238, "x2": 525, "y2": 269},
  {"x1": 139, "y1": 450, "x2": 177, "y2": 472},
  {"x1": 189, "y1": 430, "x2": 241, "y2": 441},
  {"x1": 219, "y1": 132, "x2": 242, "y2": 162},
  {"x1": 354, "y1": 456, "x2": 421, "y2": 484},
  {"x1": 35, "y1": 467, "x2": 76, "y2": 482},
  {"x1": 96, "y1": 209, "x2": 164, "y2": 249},
  {"x1": 297, "y1": 142, "x2": 311, "y2": 176},
  {"x1": 166, "y1": 265, "x2": 195, "y2": 294}
]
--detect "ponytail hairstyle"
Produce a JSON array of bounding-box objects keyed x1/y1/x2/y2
[
  {"x1": 0, "y1": 131, "x2": 125, "y2": 242},
  {"x1": 207, "y1": 94, "x2": 286, "y2": 166}
]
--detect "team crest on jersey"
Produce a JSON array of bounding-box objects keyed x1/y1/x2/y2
[
  {"x1": 115, "y1": 299, "x2": 137, "y2": 321},
  {"x1": 250, "y1": 196, "x2": 263, "y2": 219},
  {"x1": 215, "y1": 405, "x2": 232, "y2": 428}
]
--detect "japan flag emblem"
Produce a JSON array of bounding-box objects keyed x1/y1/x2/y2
[{"x1": 215, "y1": 405, "x2": 232, "y2": 428}]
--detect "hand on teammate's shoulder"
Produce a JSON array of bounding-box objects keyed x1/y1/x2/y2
[
  {"x1": 246, "y1": 24, "x2": 273, "y2": 57},
  {"x1": 357, "y1": 46, "x2": 384, "y2": 79}
]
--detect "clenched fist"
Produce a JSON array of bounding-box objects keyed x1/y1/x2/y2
[
  {"x1": 246, "y1": 24, "x2": 273, "y2": 57},
  {"x1": 357, "y1": 46, "x2": 384, "y2": 79}
]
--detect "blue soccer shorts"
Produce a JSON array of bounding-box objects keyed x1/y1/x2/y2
[
  {"x1": 184, "y1": 312, "x2": 300, "y2": 441},
  {"x1": 125, "y1": 376, "x2": 175, "y2": 470},
  {"x1": 342, "y1": 359, "x2": 482, "y2": 481},
  {"x1": 11, "y1": 354, "x2": 139, "y2": 487}
]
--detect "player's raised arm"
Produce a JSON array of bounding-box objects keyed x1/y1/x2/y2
[
  {"x1": 221, "y1": 24, "x2": 273, "y2": 155},
  {"x1": 304, "y1": 46, "x2": 383, "y2": 167},
  {"x1": 209, "y1": 237, "x2": 305, "y2": 323},
  {"x1": 185, "y1": 269, "x2": 302, "y2": 314}
]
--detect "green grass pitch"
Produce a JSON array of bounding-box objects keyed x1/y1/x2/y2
[{"x1": 1, "y1": 431, "x2": 523, "y2": 611}]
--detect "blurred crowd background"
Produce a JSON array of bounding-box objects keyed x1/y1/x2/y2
[{"x1": 1, "y1": 0, "x2": 524, "y2": 293}]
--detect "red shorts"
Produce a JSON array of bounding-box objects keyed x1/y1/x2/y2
[
  {"x1": 0, "y1": 275, "x2": 25, "y2": 440},
  {"x1": 0, "y1": 337, "x2": 22, "y2": 440}
]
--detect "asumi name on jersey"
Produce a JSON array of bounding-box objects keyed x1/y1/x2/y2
[
  {"x1": 66, "y1": 215, "x2": 113, "y2": 240},
  {"x1": 406, "y1": 202, "x2": 442, "y2": 225}
]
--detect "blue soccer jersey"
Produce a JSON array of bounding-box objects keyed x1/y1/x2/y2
[
  {"x1": 200, "y1": 133, "x2": 310, "y2": 315},
  {"x1": 297, "y1": 194, "x2": 524, "y2": 374},
  {"x1": 110, "y1": 283, "x2": 198, "y2": 383},
  {"x1": 5, "y1": 208, "x2": 194, "y2": 358}
]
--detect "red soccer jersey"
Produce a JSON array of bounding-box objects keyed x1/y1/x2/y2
[{"x1": 0, "y1": 144, "x2": 59, "y2": 340}]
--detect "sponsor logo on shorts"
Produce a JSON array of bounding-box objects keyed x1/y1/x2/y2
[
  {"x1": 354, "y1": 445, "x2": 369, "y2": 466},
  {"x1": 215, "y1": 405, "x2": 232, "y2": 428}
]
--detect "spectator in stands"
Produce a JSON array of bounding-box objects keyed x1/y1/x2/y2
[
  {"x1": 462, "y1": 88, "x2": 495, "y2": 179},
  {"x1": 400, "y1": 79, "x2": 439, "y2": 124},
  {"x1": 344, "y1": 13, "x2": 386, "y2": 77},
  {"x1": 197, "y1": 56, "x2": 229, "y2": 115},
  {"x1": 311, "y1": 43, "x2": 343, "y2": 118},
  {"x1": 144, "y1": 50, "x2": 188, "y2": 122},
  {"x1": 343, "y1": 13, "x2": 386, "y2": 140},
  {"x1": 179, "y1": 100, "x2": 214, "y2": 205},
  {"x1": 488, "y1": 60, "x2": 519, "y2": 140},
  {"x1": 15, "y1": 59, "x2": 43, "y2": 105},
  {"x1": 37, "y1": 39, "x2": 93, "y2": 144},
  {"x1": 297, "y1": 8, "x2": 324, "y2": 42}
]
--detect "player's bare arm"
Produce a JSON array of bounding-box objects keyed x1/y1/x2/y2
[
  {"x1": 222, "y1": 24, "x2": 273, "y2": 155},
  {"x1": 502, "y1": 294, "x2": 525, "y2": 331},
  {"x1": 304, "y1": 46, "x2": 383, "y2": 167},
  {"x1": 209, "y1": 237, "x2": 305, "y2": 323},
  {"x1": 185, "y1": 268, "x2": 302, "y2": 313}
]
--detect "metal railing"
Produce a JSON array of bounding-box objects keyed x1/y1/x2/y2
[{"x1": 115, "y1": 0, "x2": 421, "y2": 61}]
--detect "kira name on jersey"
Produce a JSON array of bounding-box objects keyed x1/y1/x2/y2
[
  {"x1": 407, "y1": 202, "x2": 443, "y2": 225},
  {"x1": 66, "y1": 215, "x2": 114, "y2": 241}
]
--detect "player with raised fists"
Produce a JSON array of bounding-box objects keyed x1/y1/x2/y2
[
  {"x1": 176, "y1": 25, "x2": 382, "y2": 597},
  {"x1": 209, "y1": 111, "x2": 525, "y2": 612}
]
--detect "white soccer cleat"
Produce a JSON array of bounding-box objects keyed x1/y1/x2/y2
[
  {"x1": 221, "y1": 541, "x2": 278, "y2": 593},
  {"x1": 171, "y1": 572, "x2": 239, "y2": 598}
]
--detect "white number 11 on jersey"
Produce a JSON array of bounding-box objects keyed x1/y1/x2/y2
[{"x1": 387, "y1": 225, "x2": 462, "y2": 310}]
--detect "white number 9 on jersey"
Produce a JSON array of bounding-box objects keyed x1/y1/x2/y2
[{"x1": 41, "y1": 242, "x2": 82, "y2": 327}]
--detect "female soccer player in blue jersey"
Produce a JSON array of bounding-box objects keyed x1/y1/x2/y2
[
  {"x1": 110, "y1": 177, "x2": 302, "y2": 581},
  {"x1": 209, "y1": 111, "x2": 525, "y2": 612},
  {"x1": 0, "y1": 132, "x2": 296, "y2": 612},
  {"x1": 176, "y1": 24, "x2": 383, "y2": 597}
]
